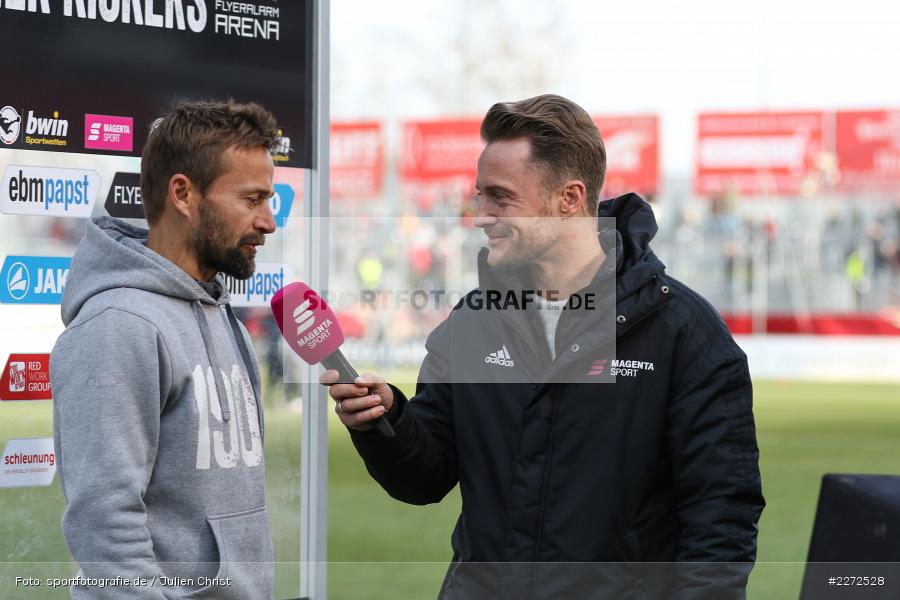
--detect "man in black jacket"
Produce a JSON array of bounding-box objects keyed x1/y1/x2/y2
[{"x1": 322, "y1": 94, "x2": 764, "y2": 599}]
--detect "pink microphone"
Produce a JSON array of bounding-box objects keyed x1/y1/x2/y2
[{"x1": 271, "y1": 282, "x2": 395, "y2": 438}]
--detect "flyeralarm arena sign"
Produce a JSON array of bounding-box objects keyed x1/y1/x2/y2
[{"x1": 0, "y1": 0, "x2": 313, "y2": 167}]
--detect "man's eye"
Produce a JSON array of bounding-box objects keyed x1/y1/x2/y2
[{"x1": 474, "y1": 191, "x2": 509, "y2": 208}]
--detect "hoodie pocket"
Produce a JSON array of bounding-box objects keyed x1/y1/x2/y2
[{"x1": 180, "y1": 506, "x2": 275, "y2": 599}]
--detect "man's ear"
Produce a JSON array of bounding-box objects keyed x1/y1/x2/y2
[
  {"x1": 167, "y1": 174, "x2": 195, "y2": 220},
  {"x1": 559, "y1": 180, "x2": 586, "y2": 216}
]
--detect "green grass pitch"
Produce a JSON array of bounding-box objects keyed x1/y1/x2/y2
[{"x1": 1, "y1": 379, "x2": 898, "y2": 599}]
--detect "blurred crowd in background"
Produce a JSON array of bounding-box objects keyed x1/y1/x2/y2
[
  {"x1": 5, "y1": 109, "x2": 891, "y2": 405},
  {"x1": 17, "y1": 161, "x2": 897, "y2": 407}
]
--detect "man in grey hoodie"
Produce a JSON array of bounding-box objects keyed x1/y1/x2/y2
[{"x1": 51, "y1": 100, "x2": 279, "y2": 599}]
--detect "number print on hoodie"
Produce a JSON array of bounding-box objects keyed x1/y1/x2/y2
[{"x1": 194, "y1": 364, "x2": 263, "y2": 470}]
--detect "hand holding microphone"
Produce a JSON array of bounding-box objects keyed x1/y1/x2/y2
[
  {"x1": 271, "y1": 282, "x2": 396, "y2": 438},
  {"x1": 319, "y1": 370, "x2": 394, "y2": 433}
]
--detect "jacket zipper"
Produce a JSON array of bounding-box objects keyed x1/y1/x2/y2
[
  {"x1": 523, "y1": 281, "x2": 669, "y2": 597},
  {"x1": 527, "y1": 388, "x2": 561, "y2": 599}
]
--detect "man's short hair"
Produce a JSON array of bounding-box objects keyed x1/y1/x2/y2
[
  {"x1": 480, "y1": 94, "x2": 606, "y2": 216},
  {"x1": 140, "y1": 99, "x2": 279, "y2": 225}
]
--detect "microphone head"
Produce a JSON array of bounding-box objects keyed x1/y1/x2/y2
[{"x1": 271, "y1": 282, "x2": 345, "y2": 364}]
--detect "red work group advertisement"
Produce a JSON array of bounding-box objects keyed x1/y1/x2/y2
[{"x1": 1, "y1": 353, "x2": 52, "y2": 401}]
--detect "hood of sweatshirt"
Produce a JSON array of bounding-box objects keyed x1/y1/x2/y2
[
  {"x1": 61, "y1": 216, "x2": 230, "y2": 325},
  {"x1": 60, "y1": 217, "x2": 257, "y2": 424},
  {"x1": 51, "y1": 217, "x2": 273, "y2": 599}
]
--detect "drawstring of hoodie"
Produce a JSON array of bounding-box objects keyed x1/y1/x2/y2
[
  {"x1": 191, "y1": 300, "x2": 264, "y2": 435},
  {"x1": 192, "y1": 302, "x2": 234, "y2": 422},
  {"x1": 225, "y1": 303, "x2": 263, "y2": 439}
]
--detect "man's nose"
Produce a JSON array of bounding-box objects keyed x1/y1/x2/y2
[
  {"x1": 473, "y1": 200, "x2": 497, "y2": 229},
  {"x1": 257, "y1": 199, "x2": 277, "y2": 234}
]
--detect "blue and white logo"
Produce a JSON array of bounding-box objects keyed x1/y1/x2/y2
[
  {"x1": 0, "y1": 165, "x2": 100, "y2": 218},
  {"x1": 223, "y1": 262, "x2": 294, "y2": 307},
  {"x1": 270, "y1": 183, "x2": 295, "y2": 228},
  {"x1": 0, "y1": 256, "x2": 72, "y2": 304},
  {"x1": 5, "y1": 262, "x2": 30, "y2": 301}
]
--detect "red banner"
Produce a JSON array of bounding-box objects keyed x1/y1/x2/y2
[
  {"x1": 722, "y1": 313, "x2": 900, "y2": 336},
  {"x1": 595, "y1": 115, "x2": 659, "y2": 199},
  {"x1": 1, "y1": 354, "x2": 52, "y2": 401},
  {"x1": 836, "y1": 110, "x2": 900, "y2": 191},
  {"x1": 400, "y1": 119, "x2": 483, "y2": 183},
  {"x1": 695, "y1": 111, "x2": 825, "y2": 196},
  {"x1": 330, "y1": 121, "x2": 383, "y2": 198}
]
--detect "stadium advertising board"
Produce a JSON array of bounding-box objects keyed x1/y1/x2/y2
[
  {"x1": 0, "y1": 0, "x2": 313, "y2": 167},
  {"x1": 594, "y1": 115, "x2": 659, "y2": 199},
  {"x1": 1, "y1": 354, "x2": 52, "y2": 401},
  {"x1": 331, "y1": 122, "x2": 383, "y2": 198},
  {"x1": 223, "y1": 262, "x2": 294, "y2": 307},
  {"x1": 696, "y1": 111, "x2": 825, "y2": 196},
  {"x1": 400, "y1": 116, "x2": 660, "y2": 200},
  {"x1": 0, "y1": 438, "x2": 56, "y2": 488},
  {"x1": 0, "y1": 164, "x2": 101, "y2": 218},
  {"x1": 104, "y1": 172, "x2": 143, "y2": 219},
  {"x1": 0, "y1": 255, "x2": 71, "y2": 304},
  {"x1": 836, "y1": 109, "x2": 900, "y2": 192},
  {"x1": 400, "y1": 119, "x2": 483, "y2": 184}
]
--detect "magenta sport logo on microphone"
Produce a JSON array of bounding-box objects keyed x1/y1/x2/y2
[
  {"x1": 293, "y1": 296, "x2": 335, "y2": 351},
  {"x1": 293, "y1": 298, "x2": 315, "y2": 335},
  {"x1": 271, "y1": 282, "x2": 346, "y2": 364}
]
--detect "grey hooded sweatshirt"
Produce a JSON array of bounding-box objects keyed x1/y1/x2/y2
[{"x1": 51, "y1": 217, "x2": 274, "y2": 599}]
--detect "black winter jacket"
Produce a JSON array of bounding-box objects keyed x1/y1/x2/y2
[{"x1": 350, "y1": 194, "x2": 765, "y2": 600}]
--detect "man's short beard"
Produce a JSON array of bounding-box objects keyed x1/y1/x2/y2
[
  {"x1": 489, "y1": 226, "x2": 555, "y2": 270},
  {"x1": 487, "y1": 203, "x2": 557, "y2": 270},
  {"x1": 191, "y1": 199, "x2": 258, "y2": 280}
]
